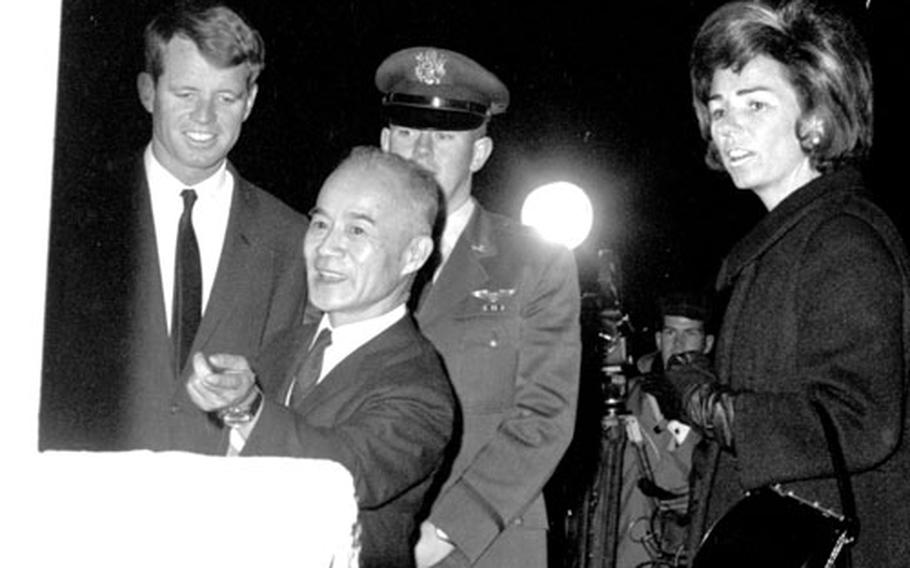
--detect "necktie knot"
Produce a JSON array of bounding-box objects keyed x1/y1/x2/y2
[
  {"x1": 310, "y1": 328, "x2": 333, "y2": 354},
  {"x1": 181, "y1": 188, "x2": 198, "y2": 211}
]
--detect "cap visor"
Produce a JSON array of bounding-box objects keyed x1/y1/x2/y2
[{"x1": 385, "y1": 105, "x2": 485, "y2": 131}]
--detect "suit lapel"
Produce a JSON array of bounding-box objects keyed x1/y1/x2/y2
[
  {"x1": 130, "y1": 164, "x2": 174, "y2": 374},
  {"x1": 277, "y1": 324, "x2": 318, "y2": 405},
  {"x1": 298, "y1": 344, "x2": 366, "y2": 412},
  {"x1": 417, "y1": 208, "x2": 495, "y2": 326},
  {"x1": 191, "y1": 169, "x2": 260, "y2": 356},
  {"x1": 296, "y1": 317, "x2": 412, "y2": 411}
]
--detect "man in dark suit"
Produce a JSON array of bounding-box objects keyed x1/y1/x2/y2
[
  {"x1": 40, "y1": 2, "x2": 307, "y2": 453},
  {"x1": 376, "y1": 47, "x2": 582, "y2": 567},
  {"x1": 186, "y1": 146, "x2": 457, "y2": 567}
]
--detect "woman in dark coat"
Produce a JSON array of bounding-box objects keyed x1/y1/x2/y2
[{"x1": 678, "y1": 1, "x2": 910, "y2": 566}]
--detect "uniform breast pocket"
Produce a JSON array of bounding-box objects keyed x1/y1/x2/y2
[{"x1": 451, "y1": 310, "x2": 520, "y2": 413}]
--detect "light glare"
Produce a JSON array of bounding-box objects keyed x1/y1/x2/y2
[{"x1": 521, "y1": 182, "x2": 593, "y2": 250}]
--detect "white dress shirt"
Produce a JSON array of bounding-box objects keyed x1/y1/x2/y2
[
  {"x1": 435, "y1": 197, "x2": 475, "y2": 280},
  {"x1": 312, "y1": 303, "x2": 408, "y2": 385},
  {"x1": 144, "y1": 144, "x2": 234, "y2": 332}
]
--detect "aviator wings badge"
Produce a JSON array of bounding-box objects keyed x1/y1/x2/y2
[{"x1": 471, "y1": 288, "x2": 516, "y2": 312}]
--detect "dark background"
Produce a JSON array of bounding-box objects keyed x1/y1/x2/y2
[
  {"x1": 50, "y1": 1, "x2": 906, "y2": 560},
  {"x1": 53, "y1": 0, "x2": 906, "y2": 330}
]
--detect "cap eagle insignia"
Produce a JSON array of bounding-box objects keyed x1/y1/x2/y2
[{"x1": 414, "y1": 49, "x2": 447, "y2": 85}]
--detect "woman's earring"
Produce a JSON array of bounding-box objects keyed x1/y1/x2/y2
[{"x1": 803, "y1": 116, "x2": 824, "y2": 148}]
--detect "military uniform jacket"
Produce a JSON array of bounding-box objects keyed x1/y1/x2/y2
[
  {"x1": 688, "y1": 168, "x2": 910, "y2": 567},
  {"x1": 40, "y1": 155, "x2": 308, "y2": 453},
  {"x1": 416, "y1": 204, "x2": 581, "y2": 565}
]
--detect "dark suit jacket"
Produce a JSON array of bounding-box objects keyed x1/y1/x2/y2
[
  {"x1": 243, "y1": 315, "x2": 457, "y2": 568},
  {"x1": 414, "y1": 204, "x2": 581, "y2": 567},
  {"x1": 40, "y1": 154, "x2": 308, "y2": 453},
  {"x1": 688, "y1": 168, "x2": 910, "y2": 567}
]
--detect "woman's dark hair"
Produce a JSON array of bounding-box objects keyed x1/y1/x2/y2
[{"x1": 690, "y1": 0, "x2": 872, "y2": 173}]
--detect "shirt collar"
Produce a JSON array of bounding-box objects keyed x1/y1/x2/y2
[
  {"x1": 143, "y1": 143, "x2": 230, "y2": 199},
  {"x1": 441, "y1": 197, "x2": 476, "y2": 259},
  {"x1": 315, "y1": 303, "x2": 407, "y2": 351}
]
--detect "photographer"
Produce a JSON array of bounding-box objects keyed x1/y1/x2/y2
[{"x1": 616, "y1": 291, "x2": 716, "y2": 567}]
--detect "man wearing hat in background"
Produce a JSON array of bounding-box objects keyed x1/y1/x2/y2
[
  {"x1": 636, "y1": 291, "x2": 715, "y2": 376},
  {"x1": 376, "y1": 47, "x2": 582, "y2": 567},
  {"x1": 616, "y1": 290, "x2": 716, "y2": 567}
]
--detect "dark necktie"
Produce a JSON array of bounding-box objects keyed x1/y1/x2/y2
[
  {"x1": 290, "y1": 328, "x2": 333, "y2": 408},
  {"x1": 172, "y1": 189, "x2": 202, "y2": 375}
]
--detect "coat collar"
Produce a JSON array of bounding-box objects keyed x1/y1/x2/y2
[
  {"x1": 717, "y1": 167, "x2": 865, "y2": 290},
  {"x1": 460, "y1": 201, "x2": 499, "y2": 259}
]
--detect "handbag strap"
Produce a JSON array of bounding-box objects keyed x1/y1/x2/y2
[{"x1": 809, "y1": 386, "x2": 860, "y2": 543}]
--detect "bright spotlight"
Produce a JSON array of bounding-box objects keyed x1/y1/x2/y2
[{"x1": 520, "y1": 181, "x2": 593, "y2": 250}]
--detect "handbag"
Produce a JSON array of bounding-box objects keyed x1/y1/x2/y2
[{"x1": 691, "y1": 391, "x2": 859, "y2": 568}]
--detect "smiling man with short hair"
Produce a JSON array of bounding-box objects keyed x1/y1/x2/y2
[
  {"x1": 186, "y1": 147, "x2": 457, "y2": 568},
  {"x1": 40, "y1": 2, "x2": 307, "y2": 453}
]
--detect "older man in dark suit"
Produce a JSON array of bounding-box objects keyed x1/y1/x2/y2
[
  {"x1": 187, "y1": 147, "x2": 457, "y2": 568},
  {"x1": 40, "y1": 2, "x2": 307, "y2": 453}
]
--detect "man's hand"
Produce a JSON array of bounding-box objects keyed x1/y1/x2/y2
[
  {"x1": 186, "y1": 352, "x2": 256, "y2": 412},
  {"x1": 414, "y1": 521, "x2": 455, "y2": 568}
]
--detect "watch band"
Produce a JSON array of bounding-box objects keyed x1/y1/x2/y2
[{"x1": 219, "y1": 386, "x2": 263, "y2": 428}]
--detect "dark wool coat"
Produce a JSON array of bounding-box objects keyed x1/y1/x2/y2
[{"x1": 687, "y1": 168, "x2": 910, "y2": 567}]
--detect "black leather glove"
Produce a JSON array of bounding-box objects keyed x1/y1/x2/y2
[
  {"x1": 641, "y1": 350, "x2": 717, "y2": 422},
  {"x1": 685, "y1": 383, "x2": 736, "y2": 450},
  {"x1": 640, "y1": 373, "x2": 686, "y2": 421},
  {"x1": 666, "y1": 352, "x2": 736, "y2": 448},
  {"x1": 665, "y1": 350, "x2": 715, "y2": 378}
]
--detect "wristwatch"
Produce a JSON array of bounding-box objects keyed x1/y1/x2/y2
[{"x1": 218, "y1": 385, "x2": 263, "y2": 427}]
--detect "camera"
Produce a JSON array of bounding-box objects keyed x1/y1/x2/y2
[{"x1": 580, "y1": 248, "x2": 638, "y2": 418}]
